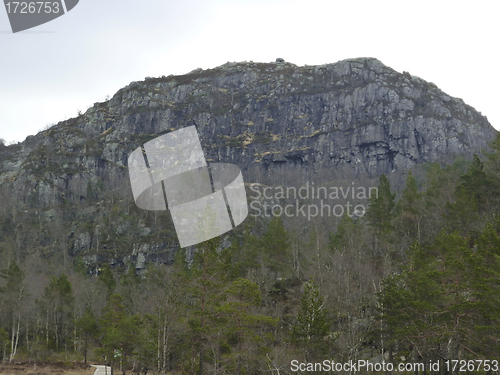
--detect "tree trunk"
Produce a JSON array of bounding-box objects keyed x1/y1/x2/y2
[
  {"x1": 199, "y1": 347, "x2": 204, "y2": 375},
  {"x1": 9, "y1": 318, "x2": 15, "y2": 362},
  {"x1": 74, "y1": 309, "x2": 77, "y2": 354},
  {"x1": 54, "y1": 304, "x2": 59, "y2": 352},
  {"x1": 157, "y1": 313, "x2": 161, "y2": 374},
  {"x1": 162, "y1": 311, "x2": 168, "y2": 375},
  {"x1": 190, "y1": 342, "x2": 194, "y2": 375},
  {"x1": 46, "y1": 307, "x2": 49, "y2": 349},
  {"x1": 10, "y1": 313, "x2": 21, "y2": 362},
  {"x1": 25, "y1": 316, "x2": 29, "y2": 361}
]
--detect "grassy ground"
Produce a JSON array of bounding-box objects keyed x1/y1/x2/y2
[{"x1": 0, "y1": 361, "x2": 95, "y2": 375}]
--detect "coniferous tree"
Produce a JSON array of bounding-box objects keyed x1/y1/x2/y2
[
  {"x1": 394, "y1": 171, "x2": 423, "y2": 246},
  {"x1": 328, "y1": 215, "x2": 362, "y2": 252},
  {"x1": 178, "y1": 237, "x2": 235, "y2": 374},
  {"x1": 398, "y1": 171, "x2": 421, "y2": 215},
  {"x1": 261, "y1": 216, "x2": 291, "y2": 279},
  {"x1": 458, "y1": 154, "x2": 491, "y2": 210},
  {"x1": 468, "y1": 223, "x2": 500, "y2": 357},
  {"x1": 378, "y1": 226, "x2": 500, "y2": 364},
  {"x1": 220, "y1": 277, "x2": 278, "y2": 374},
  {"x1": 366, "y1": 174, "x2": 396, "y2": 262},
  {"x1": 290, "y1": 281, "x2": 332, "y2": 361},
  {"x1": 377, "y1": 240, "x2": 450, "y2": 365},
  {"x1": 367, "y1": 174, "x2": 395, "y2": 235},
  {"x1": 98, "y1": 294, "x2": 140, "y2": 374},
  {"x1": 98, "y1": 264, "x2": 116, "y2": 298},
  {"x1": 39, "y1": 274, "x2": 74, "y2": 352},
  {"x1": 421, "y1": 161, "x2": 464, "y2": 243},
  {"x1": 233, "y1": 226, "x2": 262, "y2": 279},
  {"x1": 444, "y1": 187, "x2": 480, "y2": 236},
  {"x1": 75, "y1": 306, "x2": 99, "y2": 363},
  {"x1": 444, "y1": 156, "x2": 491, "y2": 237}
]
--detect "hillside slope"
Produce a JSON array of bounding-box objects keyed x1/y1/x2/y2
[{"x1": 0, "y1": 57, "x2": 495, "y2": 270}]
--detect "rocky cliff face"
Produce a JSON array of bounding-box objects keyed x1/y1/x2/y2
[{"x1": 0, "y1": 57, "x2": 496, "y2": 271}]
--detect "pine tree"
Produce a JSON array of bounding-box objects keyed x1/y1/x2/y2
[
  {"x1": 366, "y1": 174, "x2": 396, "y2": 261},
  {"x1": 367, "y1": 174, "x2": 395, "y2": 234},
  {"x1": 444, "y1": 187, "x2": 479, "y2": 236},
  {"x1": 290, "y1": 281, "x2": 331, "y2": 361},
  {"x1": 377, "y1": 240, "x2": 448, "y2": 365},
  {"x1": 328, "y1": 215, "x2": 361, "y2": 252},
  {"x1": 377, "y1": 226, "x2": 500, "y2": 363},
  {"x1": 468, "y1": 223, "x2": 500, "y2": 356},
  {"x1": 233, "y1": 226, "x2": 262, "y2": 278},
  {"x1": 98, "y1": 294, "x2": 140, "y2": 374},
  {"x1": 444, "y1": 156, "x2": 490, "y2": 237},
  {"x1": 394, "y1": 171, "x2": 423, "y2": 244},
  {"x1": 261, "y1": 216, "x2": 291, "y2": 279},
  {"x1": 421, "y1": 161, "x2": 464, "y2": 243},
  {"x1": 98, "y1": 264, "x2": 116, "y2": 298},
  {"x1": 75, "y1": 306, "x2": 99, "y2": 363},
  {"x1": 39, "y1": 274, "x2": 74, "y2": 352},
  {"x1": 219, "y1": 278, "x2": 278, "y2": 374},
  {"x1": 398, "y1": 170, "x2": 421, "y2": 215},
  {"x1": 178, "y1": 237, "x2": 235, "y2": 374},
  {"x1": 458, "y1": 154, "x2": 491, "y2": 210}
]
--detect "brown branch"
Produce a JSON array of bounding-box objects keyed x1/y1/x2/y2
[
  {"x1": 407, "y1": 338, "x2": 424, "y2": 359},
  {"x1": 458, "y1": 342, "x2": 480, "y2": 357}
]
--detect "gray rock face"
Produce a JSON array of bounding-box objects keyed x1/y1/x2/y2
[{"x1": 0, "y1": 57, "x2": 496, "y2": 268}]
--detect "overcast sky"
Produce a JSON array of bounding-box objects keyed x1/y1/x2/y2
[{"x1": 1, "y1": 0, "x2": 498, "y2": 144}]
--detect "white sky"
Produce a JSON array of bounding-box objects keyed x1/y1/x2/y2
[{"x1": 1, "y1": 0, "x2": 498, "y2": 144}]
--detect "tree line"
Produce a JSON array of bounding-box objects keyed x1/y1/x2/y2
[{"x1": 2, "y1": 136, "x2": 500, "y2": 374}]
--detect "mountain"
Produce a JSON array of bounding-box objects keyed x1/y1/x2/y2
[{"x1": 0, "y1": 57, "x2": 496, "y2": 272}]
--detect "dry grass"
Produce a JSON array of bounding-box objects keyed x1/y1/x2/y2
[{"x1": 0, "y1": 362, "x2": 95, "y2": 375}]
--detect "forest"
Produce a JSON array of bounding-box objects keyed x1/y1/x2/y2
[{"x1": 2, "y1": 134, "x2": 500, "y2": 375}]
